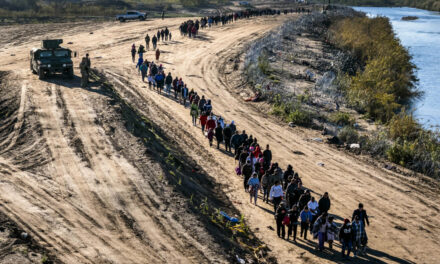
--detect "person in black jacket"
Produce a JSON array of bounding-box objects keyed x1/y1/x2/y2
[
  {"x1": 287, "y1": 205, "x2": 300, "y2": 241},
  {"x1": 215, "y1": 122, "x2": 223, "y2": 149},
  {"x1": 339, "y1": 219, "x2": 354, "y2": 259},
  {"x1": 275, "y1": 203, "x2": 287, "y2": 239},
  {"x1": 283, "y1": 164, "x2": 294, "y2": 189},
  {"x1": 318, "y1": 192, "x2": 331, "y2": 215},
  {"x1": 352, "y1": 203, "x2": 369, "y2": 226},
  {"x1": 263, "y1": 144, "x2": 272, "y2": 170},
  {"x1": 298, "y1": 189, "x2": 311, "y2": 212},
  {"x1": 242, "y1": 160, "x2": 253, "y2": 191},
  {"x1": 230, "y1": 131, "x2": 241, "y2": 155},
  {"x1": 165, "y1": 72, "x2": 173, "y2": 96},
  {"x1": 223, "y1": 125, "x2": 232, "y2": 152}
]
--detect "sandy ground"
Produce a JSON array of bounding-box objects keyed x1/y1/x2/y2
[{"x1": 0, "y1": 14, "x2": 439, "y2": 264}]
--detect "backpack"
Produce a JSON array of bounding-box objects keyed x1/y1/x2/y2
[
  {"x1": 235, "y1": 166, "x2": 241, "y2": 175},
  {"x1": 282, "y1": 215, "x2": 290, "y2": 226}
]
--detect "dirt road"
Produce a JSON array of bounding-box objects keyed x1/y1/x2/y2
[{"x1": 0, "y1": 14, "x2": 439, "y2": 264}]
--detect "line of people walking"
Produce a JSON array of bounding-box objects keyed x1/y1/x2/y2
[{"x1": 128, "y1": 10, "x2": 369, "y2": 261}]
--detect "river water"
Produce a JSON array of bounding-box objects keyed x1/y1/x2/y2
[{"x1": 353, "y1": 7, "x2": 440, "y2": 128}]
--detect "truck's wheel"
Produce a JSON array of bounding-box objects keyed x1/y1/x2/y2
[
  {"x1": 38, "y1": 69, "x2": 45, "y2": 80},
  {"x1": 139, "y1": 16, "x2": 145, "y2": 21},
  {"x1": 119, "y1": 18, "x2": 125, "y2": 22},
  {"x1": 31, "y1": 64, "x2": 36, "y2": 74},
  {"x1": 67, "y1": 68, "x2": 74, "y2": 79}
]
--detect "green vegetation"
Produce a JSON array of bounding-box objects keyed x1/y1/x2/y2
[
  {"x1": 271, "y1": 95, "x2": 313, "y2": 126},
  {"x1": 315, "y1": 0, "x2": 440, "y2": 12},
  {"x1": 329, "y1": 112, "x2": 353, "y2": 126},
  {"x1": 329, "y1": 16, "x2": 419, "y2": 122},
  {"x1": 325, "y1": 14, "x2": 439, "y2": 178}
]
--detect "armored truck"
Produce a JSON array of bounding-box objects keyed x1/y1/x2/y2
[{"x1": 30, "y1": 39, "x2": 74, "y2": 80}]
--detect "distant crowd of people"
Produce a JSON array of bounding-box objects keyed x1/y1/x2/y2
[{"x1": 128, "y1": 8, "x2": 370, "y2": 261}]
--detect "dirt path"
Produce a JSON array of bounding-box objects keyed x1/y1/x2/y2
[{"x1": 0, "y1": 15, "x2": 439, "y2": 264}]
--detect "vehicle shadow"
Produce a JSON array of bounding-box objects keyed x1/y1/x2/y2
[{"x1": 40, "y1": 74, "x2": 106, "y2": 96}]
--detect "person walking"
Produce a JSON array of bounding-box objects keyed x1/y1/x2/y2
[
  {"x1": 307, "y1": 196, "x2": 319, "y2": 219},
  {"x1": 169, "y1": 32, "x2": 172, "y2": 41},
  {"x1": 352, "y1": 215, "x2": 367, "y2": 257},
  {"x1": 287, "y1": 205, "x2": 300, "y2": 242},
  {"x1": 269, "y1": 181, "x2": 283, "y2": 213},
  {"x1": 352, "y1": 203, "x2": 370, "y2": 227},
  {"x1": 215, "y1": 121, "x2": 223, "y2": 149},
  {"x1": 140, "y1": 61, "x2": 148, "y2": 82},
  {"x1": 155, "y1": 72, "x2": 164, "y2": 94},
  {"x1": 200, "y1": 111, "x2": 208, "y2": 133},
  {"x1": 165, "y1": 72, "x2": 172, "y2": 96},
  {"x1": 242, "y1": 160, "x2": 253, "y2": 192},
  {"x1": 162, "y1": 11, "x2": 165, "y2": 20},
  {"x1": 79, "y1": 57, "x2": 88, "y2": 88},
  {"x1": 152, "y1": 35, "x2": 157, "y2": 49},
  {"x1": 155, "y1": 49, "x2": 161, "y2": 61},
  {"x1": 207, "y1": 127, "x2": 214, "y2": 147},
  {"x1": 275, "y1": 203, "x2": 287, "y2": 239},
  {"x1": 313, "y1": 212, "x2": 328, "y2": 251},
  {"x1": 247, "y1": 173, "x2": 260, "y2": 205},
  {"x1": 318, "y1": 192, "x2": 331, "y2": 215},
  {"x1": 157, "y1": 30, "x2": 161, "y2": 42},
  {"x1": 145, "y1": 34, "x2": 150, "y2": 50},
  {"x1": 190, "y1": 102, "x2": 199, "y2": 126},
  {"x1": 230, "y1": 131, "x2": 241, "y2": 155},
  {"x1": 260, "y1": 172, "x2": 270, "y2": 203},
  {"x1": 300, "y1": 206, "x2": 312, "y2": 240},
  {"x1": 165, "y1": 27, "x2": 169, "y2": 40},
  {"x1": 263, "y1": 144, "x2": 272, "y2": 170},
  {"x1": 223, "y1": 124, "x2": 232, "y2": 152},
  {"x1": 182, "y1": 84, "x2": 189, "y2": 107},
  {"x1": 339, "y1": 219, "x2": 354, "y2": 259},
  {"x1": 298, "y1": 189, "x2": 311, "y2": 213},
  {"x1": 326, "y1": 216, "x2": 338, "y2": 250},
  {"x1": 131, "y1": 44, "x2": 136, "y2": 63}
]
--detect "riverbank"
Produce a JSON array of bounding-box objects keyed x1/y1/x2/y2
[
  {"x1": 314, "y1": 0, "x2": 440, "y2": 12},
  {"x1": 241, "y1": 6, "x2": 440, "y2": 179}
]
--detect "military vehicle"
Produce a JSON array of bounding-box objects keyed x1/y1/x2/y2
[{"x1": 30, "y1": 39, "x2": 75, "y2": 80}]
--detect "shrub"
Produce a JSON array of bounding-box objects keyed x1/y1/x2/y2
[
  {"x1": 338, "y1": 126, "x2": 359, "y2": 144},
  {"x1": 388, "y1": 111, "x2": 420, "y2": 141},
  {"x1": 287, "y1": 109, "x2": 312, "y2": 126},
  {"x1": 329, "y1": 112, "x2": 353, "y2": 126},
  {"x1": 258, "y1": 54, "x2": 272, "y2": 75},
  {"x1": 386, "y1": 141, "x2": 416, "y2": 166}
]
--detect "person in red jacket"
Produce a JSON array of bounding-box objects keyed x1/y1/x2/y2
[
  {"x1": 253, "y1": 145, "x2": 262, "y2": 159},
  {"x1": 200, "y1": 112, "x2": 208, "y2": 133},
  {"x1": 206, "y1": 114, "x2": 216, "y2": 132}
]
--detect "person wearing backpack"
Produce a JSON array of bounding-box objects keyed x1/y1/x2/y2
[
  {"x1": 339, "y1": 219, "x2": 354, "y2": 259},
  {"x1": 242, "y1": 160, "x2": 253, "y2": 192},
  {"x1": 190, "y1": 102, "x2": 199, "y2": 126},
  {"x1": 275, "y1": 203, "x2": 287, "y2": 239},
  {"x1": 260, "y1": 172, "x2": 270, "y2": 203},
  {"x1": 287, "y1": 204, "x2": 300, "y2": 242},
  {"x1": 247, "y1": 173, "x2": 260, "y2": 205}
]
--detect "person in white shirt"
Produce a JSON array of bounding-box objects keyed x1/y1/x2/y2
[
  {"x1": 269, "y1": 180, "x2": 284, "y2": 213},
  {"x1": 307, "y1": 197, "x2": 319, "y2": 216}
]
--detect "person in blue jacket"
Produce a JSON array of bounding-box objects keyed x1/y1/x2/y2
[{"x1": 300, "y1": 206, "x2": 313, "y2": 240}]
